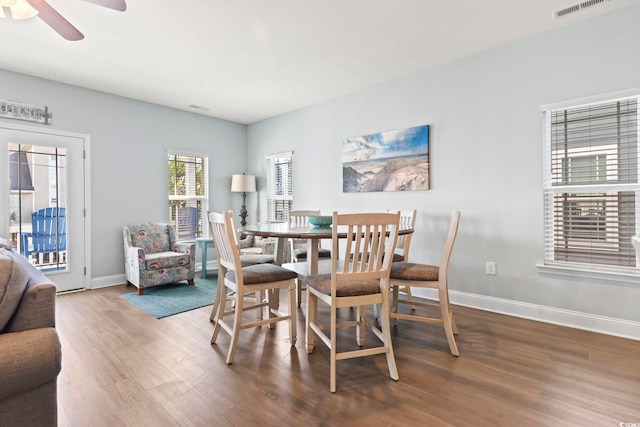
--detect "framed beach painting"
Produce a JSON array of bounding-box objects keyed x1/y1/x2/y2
[{"x1": 342, "y1": 124, "x2": 429, "y2": 193}]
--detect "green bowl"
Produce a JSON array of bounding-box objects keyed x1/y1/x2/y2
[{"x1": 308, "y1": 215, "x2": 332, "y2": 227}]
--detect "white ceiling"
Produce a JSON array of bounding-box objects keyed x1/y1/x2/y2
[{"x1": 1, "y1": 0, "x2": 639, "y2": 124}]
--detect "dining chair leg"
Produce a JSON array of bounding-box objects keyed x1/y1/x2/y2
[
  {"x1": 380, "y1": 289, "x2": 399, "y2": 381},
  {"x1": 266, "y1": 289, "x2": 276, "y2": 329},
  {"x1": 330, "y1": 305, "x2": 338, "y2": 393},
  {"x1": 451, "y1": 312, "x2": 459, "y2": 335},
  {"x1": 288, "y1": 282, "x2": 297, "y2": 345},
  {"x1": 356, "y1": 305, "x2": 365, "y2": 346},
  {"x1": 296, "y1": 278, "x2": 302, "y2": 307},
  {"x1": 256, "y1": 290, "x2": 264, "y2": 321},
  {"x1": 273, "y1": 288, "x2": 281, "y2": 312},
  {"x1": 305, "y1": 290, "x2": 317, "y2": 353},
  {"x1": 439, "y1": 286, "x2": 459, "y2": 357},
  {"x1": 226, "y1": 292, "x2": 244, "y2": 364},
  {"x1": 405, "y1": 286, "x2": 416, "y2": 311},
  {"x1": 391, "y1": 285, "x2": 400, "y2": 326},
  {"x1": 209, "y1": 280, "x2": 224, "y2": 322},
  {"x1": 210, "y1": 286, "x2": 226, "y2": 344}
]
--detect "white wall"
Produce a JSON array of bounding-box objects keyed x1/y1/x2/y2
[
  {"x1": 0, "y1": 69, "x2": 246, "y2": 283},
  {"x1": 246, "y1": 4, "x2": 640, "y2": 331}
]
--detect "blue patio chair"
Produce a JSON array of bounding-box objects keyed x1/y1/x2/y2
[
  {"x1": 21, "y1": 208, "x2": 67, "y2": 263},
  {"x1": 176, "y1": 206, "x2": 200, "y2": 240}
]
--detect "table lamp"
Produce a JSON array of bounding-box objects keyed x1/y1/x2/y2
[{"x1": 231, "y1": 173, "x2": 256, "y2": 227}]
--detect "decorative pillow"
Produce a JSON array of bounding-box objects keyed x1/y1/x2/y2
[
  {"x1": 0, "y1": 238, "x2": 12, "y2": 250},
  {"x1": 0, "y1": 250, "x2": 29, "y2": 331}
]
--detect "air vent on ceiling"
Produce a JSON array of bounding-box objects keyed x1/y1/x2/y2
[{"x1": 554, "y1": 0, "x2": 611, "y2": 18}]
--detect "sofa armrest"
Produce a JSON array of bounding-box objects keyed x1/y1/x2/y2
[
  {"x1": 5, "y1": 281, "x2": 56, "y2": 333},
  {"x1": 0, "y1": 328, "x2": 61, "y2": 401}
]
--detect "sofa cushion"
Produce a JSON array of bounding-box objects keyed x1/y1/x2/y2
[
  {"x1": 144, "y1": 251, "x2": 190, "y2": 270},
  {"x1": 0, "y1": 249, "x2": 29, "y2": 331}
]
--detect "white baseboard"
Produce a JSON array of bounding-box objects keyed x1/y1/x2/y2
[
  {"x1": 90, "y1": 274, "x2": 126, "y2": 289},
  {"x1": 412, "y1": 289, "x2": 640, "y2": 341},
  {"x1": 89, "y1": 270, "x2": 210, "y2": 290}
]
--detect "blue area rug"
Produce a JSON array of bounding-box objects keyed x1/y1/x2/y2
[{"x1": 121, "y1": 278, "x2": 217, "y2": 319}]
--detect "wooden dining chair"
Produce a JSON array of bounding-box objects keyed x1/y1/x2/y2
[
  {"x1": 289, "y1": 209, "x2": 331, "y2": 305},
  {"x1": 207, "y1": 210, "x2": 298, "y2": 364},
  {"x1": 389, "y1": 210, "x2": 461, "y2": 356},
  {"x1": 303, "y1": 211, "x2": 400, "y2": 392},
  {"x1": 391, "y1": 209, "x2": 417, "y2": 262},
  {"x1": 389, "y1": 209, "x2": 417, "y2": 309}
]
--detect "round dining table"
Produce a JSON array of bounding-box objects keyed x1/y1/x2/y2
[
  {"x1": 242, "y1": 222, "x2": 414, "y2": 276},
  {"x1": 242, "y1": 221, "x2": 413, "y2": 313}
]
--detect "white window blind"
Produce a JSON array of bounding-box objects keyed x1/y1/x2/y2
[
  {"x1": 543, "y1": 97, "x2": 639, "y2": 269},
  {"x1": 267, "y1": 152, "x2": 293, "y2": 222},
  {"x1": 168, "y1": 152, "x2": 208, "y2": 240}
]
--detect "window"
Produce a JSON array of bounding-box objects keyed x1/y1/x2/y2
[
  {"x1": 168, "y1": 152, "x2": 208, "y2": 240},
  {"x1": 266, "y1": 151, "x2": 293, "y2": 222},
  {"x1": 543, "y1": 96, "x2": 639, "y2": 271}
]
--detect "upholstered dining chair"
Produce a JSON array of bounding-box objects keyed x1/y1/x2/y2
[
  {"x1": 207, "y1": 231, "x2": 275, "y2": 323},
  {"x1": 237, "y1": 234, "x2": 275, "y2": 266},
  {"x1": 303, "y1": 211, "x2": 401, "y2": 392},
  {"x1": 289, "y1": 209, "x2": 331, "y2": 305},
  {"x1": 389, "y1": 209, "x2": 417, "y2": 309},
  {"x1": 389, "y1": 211, "x2": 461, "y2": 356},
  {"x1": 207, "y1": 210, "x2": 297, "y2": 365},
  {"x1": 391, "y1": 209, "x2": 417, "y2": 262}
]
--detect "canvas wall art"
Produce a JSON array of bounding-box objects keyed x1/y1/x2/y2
[{"x1": 342, "y1": 124, "x2": 429, "y2": 193}]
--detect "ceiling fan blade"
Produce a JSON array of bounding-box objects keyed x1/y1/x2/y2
[
  {"x1": 26, "y1": 0, "x2": 84, "y2": 41},
  {"x1": 81, "y1": 0, "x2": 126, "y2": 12}
]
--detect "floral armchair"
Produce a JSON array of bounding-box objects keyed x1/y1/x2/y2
[{"x1": 123, "y1": 222, "x2": 196, "y2": 295}]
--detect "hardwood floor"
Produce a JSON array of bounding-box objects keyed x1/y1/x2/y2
[{"x1": 55, "y1": 276, "x2": 640, "y2": 426}]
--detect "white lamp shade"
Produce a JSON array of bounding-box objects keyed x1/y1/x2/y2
[
  {"x1": 0, "y1": 0, "x2": 17, "y2": 7},
  {"x1": 231, "y1": 174, "x2": 256, "y2": 192},
  {"x1": 10, "y1": 0, "x2": 38, "y2": 19}
]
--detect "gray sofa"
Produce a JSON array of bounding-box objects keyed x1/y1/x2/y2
[{"x1": 0, "y1": 239, "x2": 61, "y2": 427}]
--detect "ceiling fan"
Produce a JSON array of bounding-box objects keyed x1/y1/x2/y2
[{"x1": 0, "y1": 0, "x2": 126, "y2": 41}]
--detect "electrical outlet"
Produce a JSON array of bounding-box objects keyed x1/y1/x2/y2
[{"x1": 486, "y1": 261, "x2": 497, "y2": 275}]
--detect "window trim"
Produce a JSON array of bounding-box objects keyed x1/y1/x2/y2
[
  {"x1": 540, "y1": 90, "x2": 640, "y2": 280},
  {"x1": 536, "y1": 261, "x2": 640, "y2": 284}
]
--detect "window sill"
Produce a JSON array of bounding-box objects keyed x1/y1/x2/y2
[{"x1": 536, "y1": 262, "x2": 640, "y2": 284}]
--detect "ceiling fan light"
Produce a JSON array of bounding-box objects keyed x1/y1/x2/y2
[
  {"x1": 10, "y1": 0, "x2": 38, "y2": 19},
  {"x1": 0, "y1": 0, "x2": 17, "y2": 7}
]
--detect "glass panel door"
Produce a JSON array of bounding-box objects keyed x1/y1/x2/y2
[
  {"x1": 9, "y1": 143, "x2": 68, "y2": 271},
  {"x1": 2, "y1": 125, "x2": 86, "y2": 292}
]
